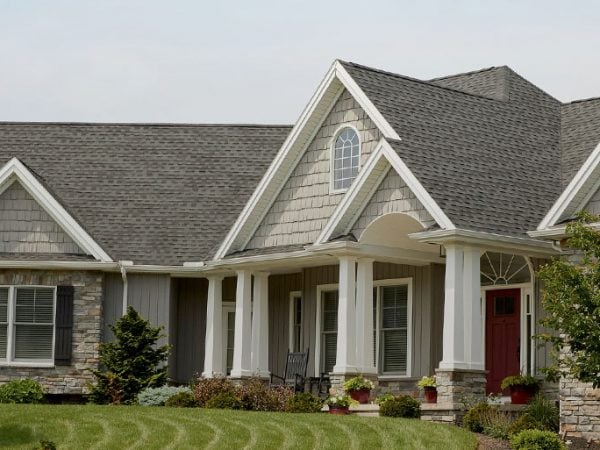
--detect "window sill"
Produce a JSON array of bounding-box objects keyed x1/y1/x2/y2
[
  {"x1": 0, "y1": 362, "x2": 55, "y2": 369},
  {"x1": 377, "y1": 375, "x2": 415, "y2": 380}
]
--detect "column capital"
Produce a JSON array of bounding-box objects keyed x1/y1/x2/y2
[
  {"x1": 206, "y1": 273, "x2": 226, "y2": 282},
  {"x1": 337, "y1": 255, "x2": 358, "y2": 263},
  {"x1": 236, "y1": 269, "x2": 253, "y2": 277},
  {"x1": 357, "y1": 257, "x2": 375, "y2": 264},
  {"x1": 253, "y1": 271, "x2": 270, "y2": 278}
]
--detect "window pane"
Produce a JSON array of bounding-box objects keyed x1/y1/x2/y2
[
  {"x1": 381, "y1": 286, "x2": 408, "y2": 329},
  {"x1": 226, "y1": 311, "x2": 235, "y2": 375},
  {"x1": 323, "y1": 333, "x2": 337, "y2": 373},
  {"x1": 322, "y1": 291, "x2": 338, "y2": 332},
  {"x1": 332, "y1": 128, "x2": 360, "y2": 190},
  {"x1": 15, "y1": 288, "x2": 54, "y2": 324},
  {"x1": 0, "y1": 288, "x2": 8, "y2": 323},
  {"x1": 14, "y1": 324, "x2": 53, "y2": 360},
  {"x1": 382, "y1": 329, "x2": 407, "y2": 373},
  {"x1": 0, "y1": 325, "x2": 6, "y2": 359}
]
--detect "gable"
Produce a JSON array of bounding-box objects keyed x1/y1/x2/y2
[
  {"x1": 350, "y1": 169, "x2": 435, "y2": 241},
  {"x1": 585, "y1": 185, "x2": 600, "y2": 215},
  {"x1": 0, "y1": 181, "x2": 85, "y2": 255},
  {"x1": 245, "y1": 89, "x2": 383, "y2": 249}
]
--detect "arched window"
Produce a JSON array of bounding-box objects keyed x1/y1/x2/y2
[
  {"x1": 332, "y1": 127, "x2": 360, "y2": 191},
  {"x1": 480, "y1": 252, "x2": 531, "y2": 286}
]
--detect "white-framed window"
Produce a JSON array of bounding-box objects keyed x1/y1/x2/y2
[
  {"x1": 0, "y1": 286, "x2": 56, "y2": 366},
  {"x1": 373, "y1": 279, "x2": 413, "y2": 376},
  {"x1": 222, "y1": 302, "x2": 236, "y2": 375},
  {"x1": 314, "y1": 284, "x2": 338, "y2": 376},
  {"x1": 288, "y1": 291, "x2": 303, "y2": 352},
  {"x1": 331, "y1": 126, "x2": 360, "y2": 191}
]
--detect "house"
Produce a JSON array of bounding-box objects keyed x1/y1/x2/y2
[{"x1": 0, "y1": 60, "x2": 599, "y2": 437}]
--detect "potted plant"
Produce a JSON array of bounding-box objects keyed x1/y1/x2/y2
[
  {"x1": 325, "y1": 394, "x2": 352, "y2": 415},
  {"x1": 417, "y1": 375, "x2": 437, "y2": 403},
  {"x1": 343, "y1": 375, "x2": 375, "y2": 404},
  {"x1": 500, "y1": 374, "x2": 540, "y2": 404}
]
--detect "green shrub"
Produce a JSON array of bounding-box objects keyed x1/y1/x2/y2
[
  {"x1": 137, "y1": 386, "x2": 192, "y2": 406},
  {"x1": 510, "y1": 429, "x2": 565, "y2": 450},
  {"x1": 0, "y1": 379, "x2": 45, "y2": 404},
  {"x1": 164, "y1": 391, "x2": 198, "y2": 408},
  {"x1": 480, "y1": 407, "x2": 512, "y2": 440},
  {"x1": 286, "y1": 392, "x2": 323, "y2": 413},
  {"x1": 205, "y1": 392, "x2": 243, "y2": 410},
  {"x1": 375, "y1": 393, "x2": 395, "y2": 406},
  {"x1": 463, "y1": 402, "x2": 493, "y2": 433},
  {"x1": 193, "y1": 377, "x2": 236, "y2": 407},
  {"x1": 509, "y1": 414, "x2": 543, "y2": 436},
  {"x1": 89, "y1": 307, "x2": 169, "y2": 404},
  {"x1": 522, "y1": 394, "x2": 559, "y2": 432},
  {"x1": 379, "y1": 395, "x2": 420, "y2": 418}
]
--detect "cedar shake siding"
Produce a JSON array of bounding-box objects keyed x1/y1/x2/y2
[{"x1": 246, "y1": 89, "x2": 382, "y2": 249}]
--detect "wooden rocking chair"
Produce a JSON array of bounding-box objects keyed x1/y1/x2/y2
[{"x1": 270, "y1": 349, "x2": 309, "y2": 393}]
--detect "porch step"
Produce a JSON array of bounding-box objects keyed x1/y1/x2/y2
[{"x1": 322, "y1": 403, "x2": 381, "y2": 416}]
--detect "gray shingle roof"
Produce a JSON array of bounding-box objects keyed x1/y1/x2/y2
[
  {"x1": 340, "y1": 61, "x2": 563, "y2": 237},
  {"x1": 560, "y1": 98, "x2": 600, "y2": 188},
  {"x1": 0, "y1": 123, "x2": 291, "y2": 265}
]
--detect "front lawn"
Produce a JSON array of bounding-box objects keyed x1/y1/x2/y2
[{"x1": 0, "y1": 404, "x2": 477, "y2": 449}]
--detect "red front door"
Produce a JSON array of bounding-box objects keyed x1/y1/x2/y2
[{"x1": 485, "y1": 288, "x2": 520, "y2": 394}]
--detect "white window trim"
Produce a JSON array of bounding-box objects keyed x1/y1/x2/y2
[
  {"x1": 314, "y1": 283, "x2": 338, "y2": 376},
  {"x1": 288, "y1": 291, "x2": 302, "y2": 352},
  {"x1": 329, "y1": 124, "x2": 362, "y2": 194},
  {"x1": 0, "y1": 285, "x2": 57, "y2": 368},
  {"x1": 373, "y1": 278, "x2": 413, "y2": 377},
  {"x1": 222, "y1": 301, "x2": 236, "y2": 375}
]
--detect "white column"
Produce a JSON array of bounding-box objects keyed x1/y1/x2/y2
[
  {"x1": 230, "y1": 270, "x2": 253, "y2": 378},
  {"x1": 439, "y1": 244, "x2": 466, "y2": 369},
  {"x1": 355, "y1": 258, "x2": 376, "y2": 374},
  {"x1": 333, "y1": 256, "x2": 358, "y2": 374},
  {"x1": 251, "y1": 272, "x2": 270, "y2": 378},
  {"x1": 202, "y1": 275, "x2": 224, "y2": 378},
  {"x1": 463, "y1": 247, "x2": 484, "y2": 370}
]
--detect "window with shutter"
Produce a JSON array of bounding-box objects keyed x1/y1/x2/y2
[
  {"x1": 0, "y1": 286, "x2": 56, "y2": 365},
  {"x1": 379, "y1": 285, "x2": 408, "y2": 374},
  {"x1": 289, "y1": 292, "x2": 303, "y2": 352},
  {"x1": 321, "y1": 290, "x2": 338, "y2": 374}
]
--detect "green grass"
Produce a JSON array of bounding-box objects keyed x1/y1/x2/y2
[{"x1": 0, "y1": 404, "x2": 477, "y2": 449}]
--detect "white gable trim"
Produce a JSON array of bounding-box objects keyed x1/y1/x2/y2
[
  {"x1": 0, "y1": 158, "x2": 113, "y2": 262},
  {"x1": 213, "y1": 60, "x2": 400, "y2": 260},
  {"x1": 538, "y1": 141, "x2": 600, "y2": 230},
  {"x1": 316, "y1": 139, "x2": 454, "y2": 244}
]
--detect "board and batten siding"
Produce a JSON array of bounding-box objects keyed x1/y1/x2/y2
[
  {"x1": 246, "y1": 89, "x2": 382, "y2": 249},
  {"x1": 350, "y1": 169, "x2": 436, "y2": 240},
  {"x1": 0, "y1": 181, "x2": 84, "y2": 254},
  {"x1": 102, "y1": 273, "x2": 124, "y2": 342},
  {"x1": 172, "y1": 278, "x2": 208, "y2": 383}
]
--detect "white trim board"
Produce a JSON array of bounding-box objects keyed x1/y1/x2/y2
[
  {"x1": 213, "y1": 60, "x2": 401, "y2": 260},
  {"x1": 316, "y1": 139, "x2": 454, "y2": 244},
  {"x1": 0, "y1": 158, "x2": 112, "y2": 262},
  {"x1": 538, "y1": 141, "x2": 600, "y2": 230}
]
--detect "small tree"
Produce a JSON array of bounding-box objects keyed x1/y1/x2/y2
[
  {"x1": 90, "y1": 306, "x2": 169, "y2": 404},
  {"x1": 537, "y1": 212, "x2": 600, "y2": 388}
]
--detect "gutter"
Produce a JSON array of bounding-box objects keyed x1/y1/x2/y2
[{"x1": 119, "y1": 261, "x2": 133, "y2": 315}]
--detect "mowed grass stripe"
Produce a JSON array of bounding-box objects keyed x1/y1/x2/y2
[{"x1": 0, "y1": 404, "x2": 477, "y2": 450}]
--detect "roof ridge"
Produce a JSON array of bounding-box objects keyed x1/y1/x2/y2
[
  {"x1": 563, "y1": 96, "x2": 600, "y2": 106},
  {"x1": 339, "y1": 60, "x2": 500, "y2": 102},
  {"x1": 0, "y1": 121, "x2": 293, "y2": 128},
  {"x1": 428, "y1": 66, "x2": 501, "y2": 82}
]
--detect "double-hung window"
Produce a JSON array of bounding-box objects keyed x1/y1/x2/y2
[
  {"x1": 320, "y1": 289, "x2": 338, "y2": 374},
  {"x1": 0, "y1": 286, "x2": 56, "y2": 365},
  {"x1": 289, "y1": 292, "x2": 303, "y2": 352}
]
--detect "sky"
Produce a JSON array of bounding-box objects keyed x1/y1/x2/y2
[{"x1": 0, "y1": 0, "x2": 598, "y2": 124}]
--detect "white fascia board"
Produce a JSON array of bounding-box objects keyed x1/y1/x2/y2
[
  {"x1": 410, "y1": 228, "x2": 559, "y2": 256},
  {"x1": 529, "y1": 222, "x2": 600, "y2": 240},
  {"x1": 334, "y1": 61, "x2": 400, "y2": 141},
  {"x1": 0, "y1": 158, "x2": 113, "y2": 262},
  {"x1": 538, "y1": 141, "x2": 600, "y2": 230},
  {"x1": 0, "y1": 260, "x2": 119, "y2": 271},
  {"x1": 213, "y1": 60, "x2": 403, "y2": 260},
  {"x1": 315, "y1": 141, "x2": 388, "y2": 244},
  {"x1": 380, "y1": 141, "x2": 455, "y2": 230}
]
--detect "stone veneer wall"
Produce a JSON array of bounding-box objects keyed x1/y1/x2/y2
[
  {"x1": 0, "y1": 270, "x2": 103, "y2": 395},
  {"x1": 560, "y1": 376, "x2": 600, "y2": 440},
  {"x1": 435, "y1": 369, "x2": 487, "y2": 407}
]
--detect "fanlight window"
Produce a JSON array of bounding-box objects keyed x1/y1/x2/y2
[
  {"x1": 332, "y1": 127, "x2": 360, "y2": 191},
  {"x1": 480, "y1": 252, "x2": 531, "y2": 286}
]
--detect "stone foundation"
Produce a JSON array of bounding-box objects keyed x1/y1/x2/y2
[
  {"x1": 435, "y1": 369, "x2": 487, "y2": 407},
  {"x1": 560, "y1": 376, "x2": 600, "y2": 440},
  {"x1": 0, "y1": 270, "x2": 103, "y2": 395},
  {"x1": 377, "y1": 377, "x2": 419, "y2": 398},
  {"x1": 329, "y1": 373, "x2": 378, "y2": 397}
]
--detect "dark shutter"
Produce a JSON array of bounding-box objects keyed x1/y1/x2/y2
[{"x1": 54, "y1": 285, "x2": 74, "y2": 366}]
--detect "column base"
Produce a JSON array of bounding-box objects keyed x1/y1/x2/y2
[
  {"x1": 251, "y1": 370, "x2": 271, "y2": 379},
  {"x1": 201, "y1": 370, "x2": 225, "y2": 379},
  {"x1": 435, "y1": 368, "x2": 487, "y2": 407},
  {"x1": 229, "y1": 369, "x2": 254, "y2": 379},
  {"x1": 438, "y1": 361, "x2": 485, "y2": 371}
]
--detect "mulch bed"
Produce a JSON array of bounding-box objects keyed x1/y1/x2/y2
[{"x1": 476, "y1": 434, "x2": 600, "y2": 450}]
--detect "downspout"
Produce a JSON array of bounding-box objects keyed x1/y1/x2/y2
[{"x1": 119, "y1": 261, "x2": 133, "y2": 316}]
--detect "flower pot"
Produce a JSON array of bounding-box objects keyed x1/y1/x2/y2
[
  {"x1": 328, "y1": 405, "x2": 350, "y2": 415},
  {"x1": 349, "y1": 388, "x2": 370, "y2": 404},
  {"x1": 509, "y1": 385, "x2": 537, "y2": 404},
  {"x1": 423, "y1": 386, "x2": 438, "y2": 404}
]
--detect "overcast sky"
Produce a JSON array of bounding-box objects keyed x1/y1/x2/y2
[{"x1": 0, "y1": 0, "x2": 598, "y2": 124}]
